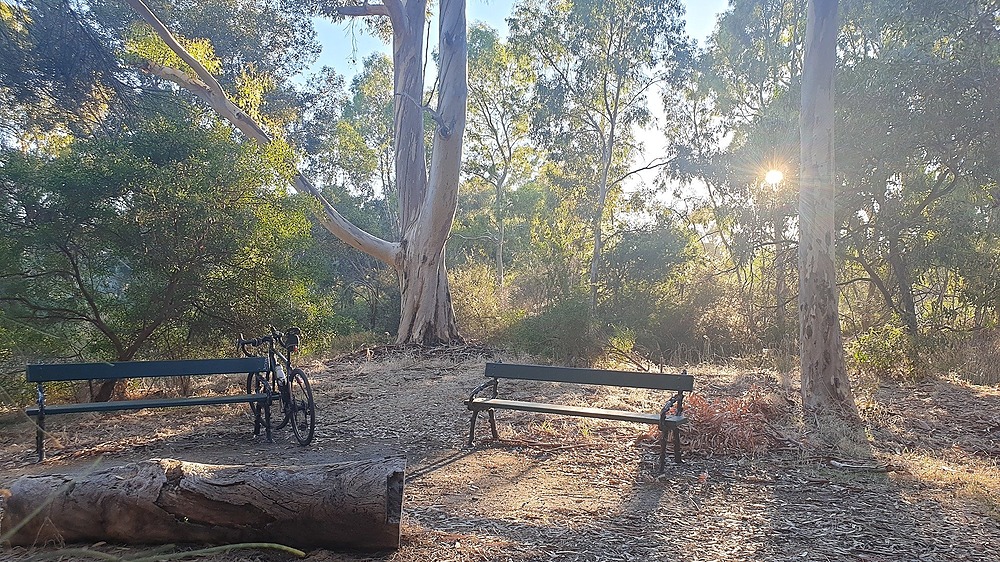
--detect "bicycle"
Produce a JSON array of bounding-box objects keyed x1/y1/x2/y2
[{"x1": 238, "y1": 326, "x2": 316, "y2": 445}]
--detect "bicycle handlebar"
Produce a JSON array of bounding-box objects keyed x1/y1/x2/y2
[{"x1": 237, "y1": 326, "x2": 303, "y2": 356}]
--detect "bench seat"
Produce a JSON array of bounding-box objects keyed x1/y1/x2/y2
[
  {"x1": 26, "y1": 393, "x2": 270, "y2": 416},
  {"x1": 25, "y1": 356, "x2": 271, "y2": 461},
  {"x1": 467, "y1": 398, "x2": 687, "y2": 427}
]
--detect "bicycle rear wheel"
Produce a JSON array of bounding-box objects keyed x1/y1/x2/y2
[
  {"x1": 288, "y1": 368, "x2": 315, "y2": 445},
  {"x1": 246, "y1": 371, "x2": 286, "y2": 429}
]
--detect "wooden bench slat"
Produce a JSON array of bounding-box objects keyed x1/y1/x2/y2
[
  {"x1": 485, "y1": 362, "x2": 693, "y2": 391},
  {"x1": 26, "y1": 393, "x2": 270, "y2": 416},
  {"x1": 27, "y1": 357, "x2": 268, "y2": 382},
  {"x1": 467, "y1": 398, "x2": 688, "y2": 426}
]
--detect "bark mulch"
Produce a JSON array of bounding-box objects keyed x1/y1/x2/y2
[{"x1": 1, "y1": 352, "x2": 998, "y2": 561}]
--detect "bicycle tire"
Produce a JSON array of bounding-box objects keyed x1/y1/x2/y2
[
  {"x1": 245, "y1": 371, "x2": 287, "y2": 429},
  {"x1": 288, "y1": 368, "x2": 316, "y2": 445}
]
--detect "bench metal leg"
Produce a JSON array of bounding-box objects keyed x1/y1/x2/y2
[
  {"x1": 263, "y1": 397, "x2": 272, "y2": 442},
  {"x1": 253, "y1": 401, "x2": 262, "y2": 436},
  {"x1": 36, "y1": 414, "x2": 45, "y2": 462},
  {"x1": 673, "y1": 425, "x2": 683, "y2": 464},
  {"x1": 467, "y1": 409, "x2": 499, "y2": 447},
  {"x1": 657, "y1": 424, "x2": 683, "y2": 472},
  {"x1": 487, "y1": 409, "x2": 498, "y2": 441},
  {"x1": 467, "y1": 410, "x2": 480, "y2": 446},
  {"x1": 658, "y1": 425, "x2": 667, "y2": 473}
]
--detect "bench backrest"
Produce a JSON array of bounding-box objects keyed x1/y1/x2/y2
[
  {"x1": 26, "y1": 357, "x2": 268, "y2": 383},
  {"x1": 485, "y1": 362, "x2": 693, "y2": 392}
]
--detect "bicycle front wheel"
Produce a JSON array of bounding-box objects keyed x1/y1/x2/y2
[{"x1": 288, "y1": 368, "x2": 315, "y2": 445}]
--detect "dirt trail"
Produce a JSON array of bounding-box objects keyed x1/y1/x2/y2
[{"x1": 1, "y1": 355, "x2": 998, "y2": 561}]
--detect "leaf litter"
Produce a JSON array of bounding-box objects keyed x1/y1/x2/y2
[{"x1": 0, "y1": 352, "x2": 997, "y2": 561}]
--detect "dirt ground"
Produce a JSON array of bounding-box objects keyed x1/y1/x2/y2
[{"x1": 1, "y1": 351, "x2": 999, "y2": 561}]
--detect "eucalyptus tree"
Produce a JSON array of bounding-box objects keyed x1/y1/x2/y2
[
  {"x1": 836, "y1": 0, "x2": 1000, "y2": 342},
  {"x1": 124, "y1": 0, "x2": 468, "y2": 344},
  {"x1": 0, "y1": 112, "x2": 321, "y2": 400},
  {"x1": 510, "y1": 0, "x2": 690, "y2": 311},
  {"x1": 462, "y1": 24, "x2": 537, "y2": 288},
  {"x1": 798, "y1": 0, "x2": 857, "y2": 415},
  {"x1": 704, "y1": 0, "x2": 806, "y2": 125},
  {"x1": 0, "y1": 0, "x2": 125, "y2": 145}
]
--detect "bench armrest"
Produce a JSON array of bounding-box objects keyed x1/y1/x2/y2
[
  {"x1": 468, "y1": 377, "x2": 499, "y2": 404},
  {"x1": 659, "y1": 391, "x2": 686, "y2": 422}
]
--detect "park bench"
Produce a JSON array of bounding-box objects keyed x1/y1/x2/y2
[
  {"x1": 465, "y1": 362, "x2": 694, "y2": 471},
  {"x1": 25, "y1": 357, "x2": 271, "y2": 461}
]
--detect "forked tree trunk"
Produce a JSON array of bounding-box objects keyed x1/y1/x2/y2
[
  {"x1": 0, "y1": 457, "x2": 405, "y2": 551},
  {"x1": 798, "y1": 0, "x2": 858, "y2": 416},
  {"x1": 127, "y1": 0, "x2": 468, "y2": 345},
  {"x1": 385, "y1": 0, "x2": 466, "y2": 344},
  {"x1": 589, "y1": 136, "x2": 615, "y2": 312}
]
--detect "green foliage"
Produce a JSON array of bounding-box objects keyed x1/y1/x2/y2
[
  {"x1": 0, "y1": 1, "x2": 123, "y2": 143},
  {"x1": 509, "y1": 297, "x2": 601, "y2": 364},
  {"x1": 0, "y1": 109, "x2": 343, "y2": 364},
  {"x1": 124, "y1": 22, "x2": 223, "y2": 77},
  {"x1": 449, "y1": 262, "x2": 521, "y2": 343},
  {"x1": 847, "y1": 325, "x2": 910, "y2": 380}
]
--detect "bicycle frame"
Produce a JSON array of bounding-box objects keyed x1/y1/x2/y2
[
  {"x1": 238, "y1": 326, "x2": 314, "y2": 445},
  {"x1": 239, "y1": 326, "x2": 300, "y2": 379}
]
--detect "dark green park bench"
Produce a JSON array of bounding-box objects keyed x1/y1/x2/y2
[
  {"x1": 26, "y1": 357, "x2": 271, "y2": 461},
  {"x1": 465, "y1": 362, "x2": 694, "y2": 472}
]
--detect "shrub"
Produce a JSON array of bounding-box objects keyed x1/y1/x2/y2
[
  {"x1": 683, "y1": 386, "x2": 789, "y2": 455},
  {"x1": 507, "y1": 297, "x2": 602, "y2": 364},
  {"x1": 449, "y1": 262, "x2": 520, "y2": 343},
  {"x1": 848, "y1": 324, "x2": 910, "y2": 379}
]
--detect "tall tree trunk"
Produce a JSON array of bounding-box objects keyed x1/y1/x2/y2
[
  {"x1": 127, "y1": 0, "x2": 468, "y2": 345},
  {"x1": 886, "y1": 233, "x2": 920, "y2": 368},
  {"x1": 774, "y1": 210, "x2": 787, "y2": 349},
  {"x1": 495, "y1": 170, "x2": 508, "y2": 289},
  {"x1": 397, "y1": 243, "x2": 461, "y2": 344},
  {"x1": 589, "y1": 139, "x2": 614, "y2": 312},
  {"x1": 390, "y1": 0, "x2": 467, "y2": 343},
  {"x1": 798, "y1": 0, "x2": 858, "y2": 416},
  {"x1": 887, "y1": 234, "x2": 919, "y2": 340},
  {"x1": 393, "y1": 0, "x2": 430, "y2": 232}
]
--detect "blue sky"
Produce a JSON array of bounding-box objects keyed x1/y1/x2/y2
[{"x1": 310, "y1": 0, "x2": 730, "y2": 80}]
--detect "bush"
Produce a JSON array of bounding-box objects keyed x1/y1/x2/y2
[
  {"x1": 507, "y1": 297, "x2": 602, "y2": 364},
  {"x1": 449, "y1": 262, "x2": 520, "y2": 343},
  {"x1": 683, "y1": 386, "x2": 789, "y2": 455},
  {"x1": 848, "y1": 324, "x2": 910, "y2": 379}
]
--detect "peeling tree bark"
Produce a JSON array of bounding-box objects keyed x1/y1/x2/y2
[
  {"x1": 798, "y1": 0, "x2": 858, "y2": 417},
  {"x1": 0, "y1": 457, "x2": 405, "y2": 551},
  {"x1": 126, "y1": 0, "x2": 468, "y2": 345},
  {"x1": 382, "y1": 0, "x2": 467, "y2": 344}
]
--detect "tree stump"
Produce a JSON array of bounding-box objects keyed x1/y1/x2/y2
[{"x1": 0, "y1": 457, "x2": 405, "y2": 551}]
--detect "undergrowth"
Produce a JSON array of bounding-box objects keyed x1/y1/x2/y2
[{"x1": 683, "y1": 385, "x2": 790, "y2": 456}]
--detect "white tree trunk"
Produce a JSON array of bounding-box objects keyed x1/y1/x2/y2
[
  {"x1": 127, "y1": 0, "x2": 469, "y2": 345},
  {"x1": 0, "y1": 457, "x2": 405, "y2": 551},
  {"x1": 390, "y1": 0, "x2": 468, "y2": 343},
  {"x1": 798, "y1": 0, "x2": 858, "y2": 416}
]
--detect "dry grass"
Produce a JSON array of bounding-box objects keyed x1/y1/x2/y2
[
  {"x1": 891, "y1": 451, "x2": 1000, "y2": 519},
  {"x1": 683, "y1": 386, "x2": 791, "y2": 455},
  {"x1": 924, "y1": 330, "x2": 1000, "y2": 386}
]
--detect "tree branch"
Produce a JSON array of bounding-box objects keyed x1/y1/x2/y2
[
  {"x1": 124, "y1": 0, "x2": 228, "y2": 99},
  {"x1": 125, "y1": 1, "x2": 401, "y2": 267},
  {"x1": 337, "y1": 4, "x2": 390, "y2": 17}
]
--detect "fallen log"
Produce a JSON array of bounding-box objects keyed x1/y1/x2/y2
[{"x1": 0, "y1": 457, "x2": 405, "y2": 551}]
